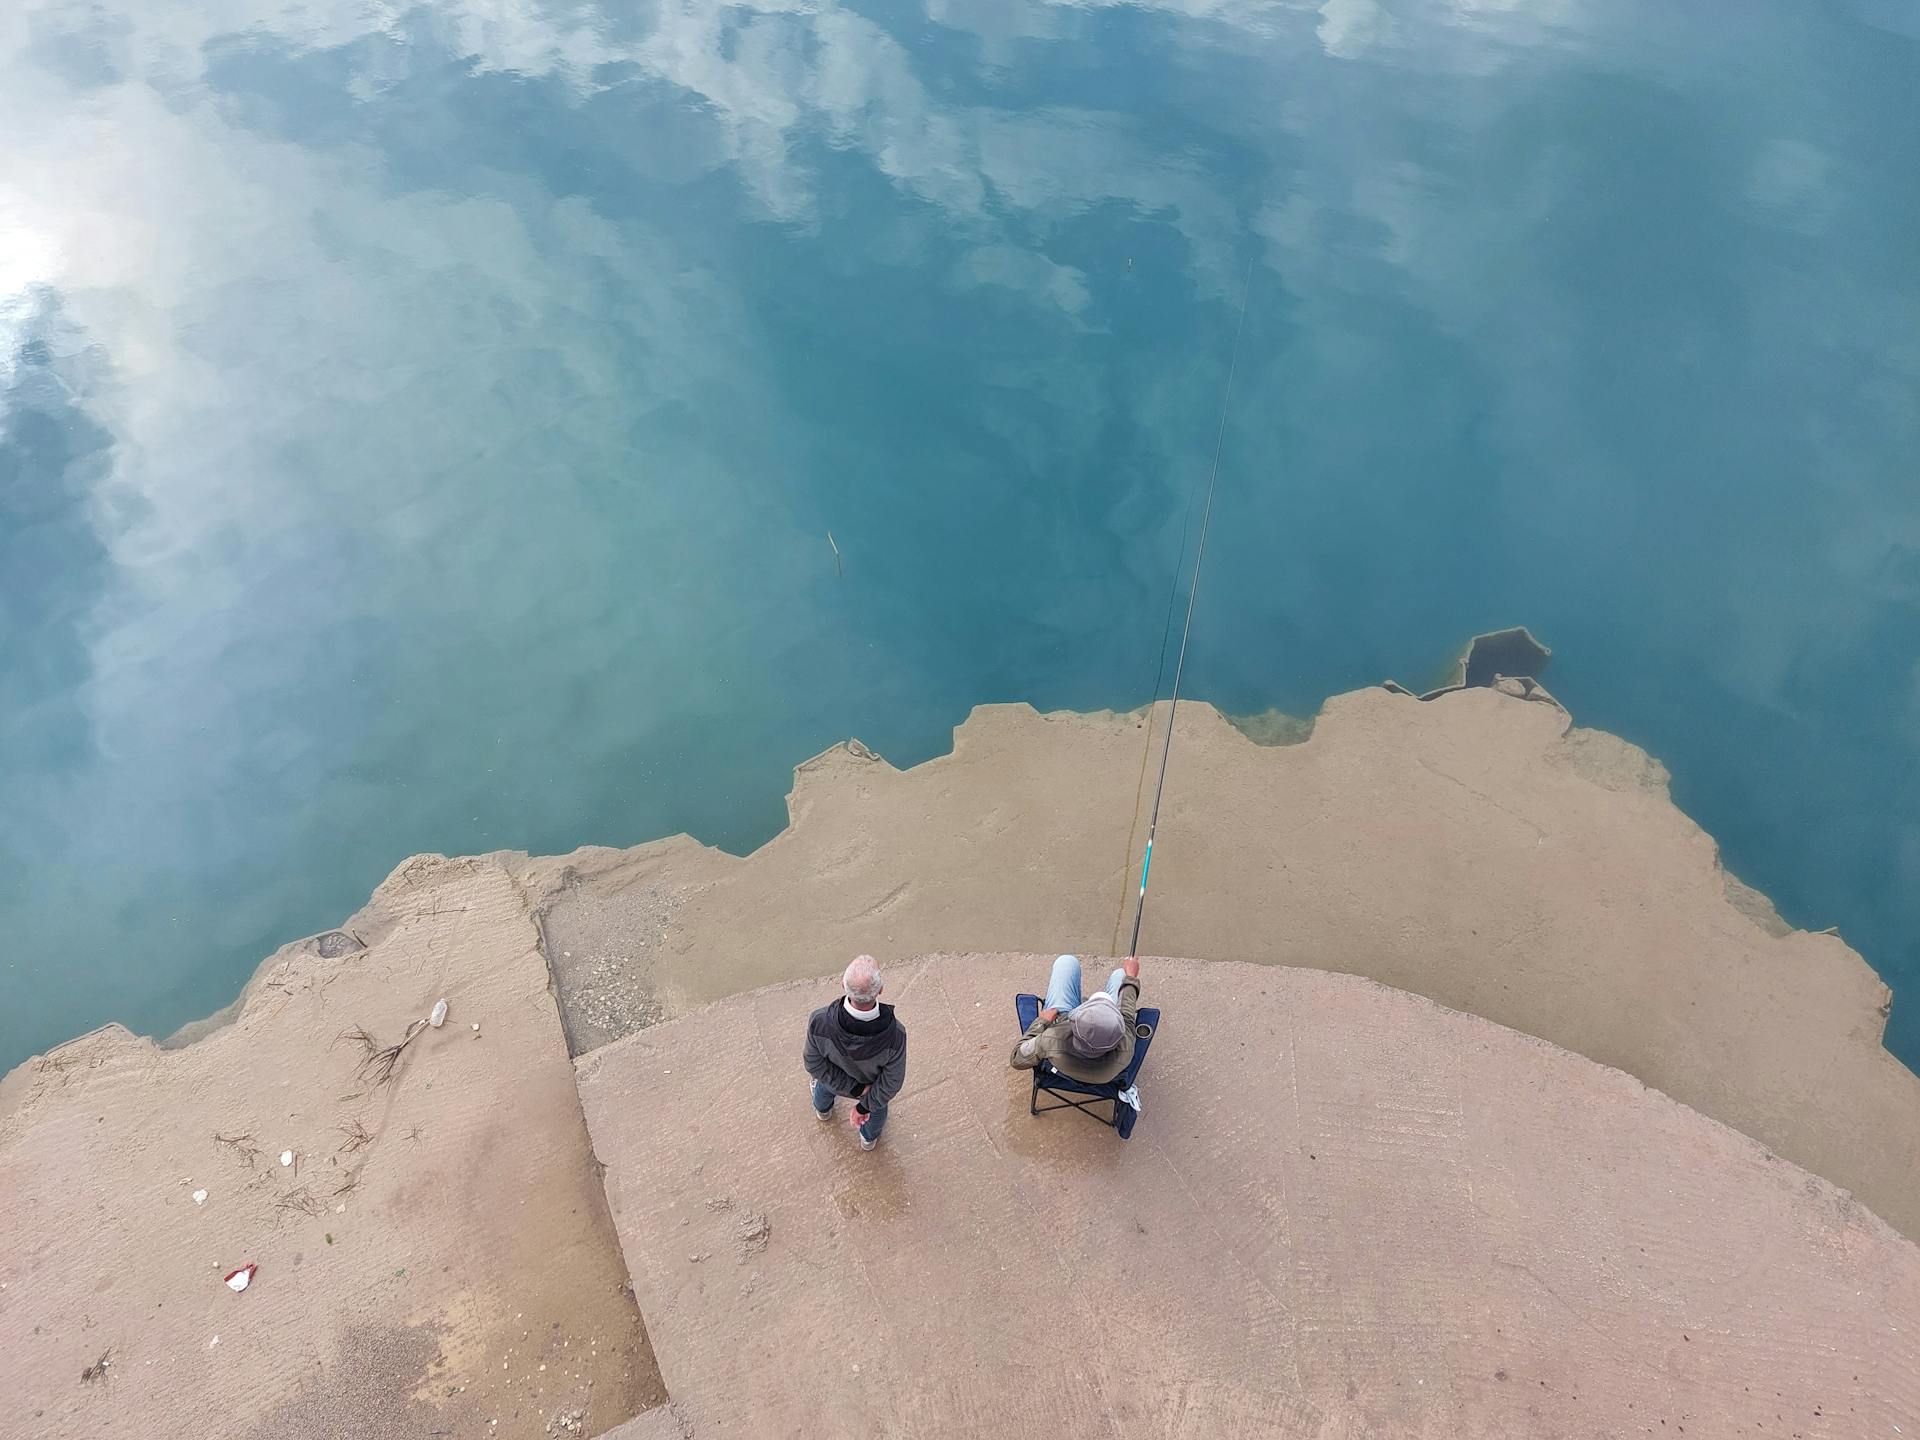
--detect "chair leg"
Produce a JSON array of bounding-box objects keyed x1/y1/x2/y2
[
  {"x1": 1031, "y1": 1085, "x2": 1123, "y2": 1130},
  {"x1": 1030, "y1": 1073, "x2": 1041, "y2": 1117}
]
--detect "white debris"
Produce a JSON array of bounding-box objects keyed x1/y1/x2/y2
[
  {"x1": 192, "y1": 1189, "x2": 208, "y2": 1205},
  {"x1": 208, "y1": 1335, "x2": 220, "y2": 1349},
  {"x1": 279, "y1": 1150, "x2": 293, "y2": 1167},
  {"x1": 224, "y1": 1263, "x2": 256, "y2": 1292},
  {"x1": 430, "y1": 998, "x2": 449, "y2": 1028}
]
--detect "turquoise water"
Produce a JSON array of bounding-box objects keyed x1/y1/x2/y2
[{"x1": 3, "y1": 0, "x2": 1917, "y2": 1073}]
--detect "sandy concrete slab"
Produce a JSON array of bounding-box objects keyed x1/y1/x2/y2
[
  {"x1": 0, "y1": 856, "x2": 661, "y2": 1439},
  {"x1": 529, "y1": 686, "x2": 1920, "y2": 1238},
  {"x1": 576, "y1": 955, "x2": 1920, "y2": 1438},
  {"x1": 606, "y1": 1413, "x2": 698, "y2": 1440},
  {"x1": 599, "y1": 1404, "x2": 691, "y2": 1438}
]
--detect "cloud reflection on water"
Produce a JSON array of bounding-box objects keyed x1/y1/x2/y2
[{"x1": 2, "y1": 0, "x2": 1917, "y2": 1065}]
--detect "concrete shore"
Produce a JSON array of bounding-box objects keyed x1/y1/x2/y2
[
  {"x1": 524, "y1": 685, "x2": 1920, "y2": 1239},
  {"x1": 5, "y1": 680, "x2": 1918, "y2": 1436},
  {"x1": 0, "y1": 857, "x2": 662, "y2": 1438},
  {"x1": 580, "y1": 955, "x2": 1920, "y2": 1437}
]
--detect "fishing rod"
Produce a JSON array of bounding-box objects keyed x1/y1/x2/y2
[{"x1": 1126, "y1": 258, "x2": 1255, "y2": 959}]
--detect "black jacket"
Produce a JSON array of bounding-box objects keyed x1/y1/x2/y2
[{"x1": 803, "y1": 1001, "x2": 908, "y2": 1110}]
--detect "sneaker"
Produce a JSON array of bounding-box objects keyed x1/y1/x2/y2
[{"x1": 810, "y1": 1084, "x2": 832, "y2": 1121}]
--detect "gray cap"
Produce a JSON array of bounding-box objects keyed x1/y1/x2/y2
[{"x1": 1066, "y1": 995, "x2": 1124, "y2": 1059}]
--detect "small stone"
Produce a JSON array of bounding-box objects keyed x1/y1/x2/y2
[
  {"x1": 192, "y1": 1189, "x2": 207, "y2": 1205},
  {"x1": 279, "y1": 1151, "x2": 293, "y2": 1167}
]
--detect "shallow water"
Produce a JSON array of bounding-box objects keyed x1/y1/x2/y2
[{"x1": 2, "y1": 0, "x2": 1916, "y2": 1072}]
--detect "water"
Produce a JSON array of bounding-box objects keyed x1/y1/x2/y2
[{"x1": 3, "y1": 0, "x2": 1916, "y2": 1074}]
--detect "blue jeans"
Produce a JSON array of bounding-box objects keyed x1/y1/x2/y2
[
  {"x1": 812, "y1": 1079, "x2": 888, "y2": 1142},
  {"x1": 1045, "y1": 954, "x2": 1127, "y2": 1015}
]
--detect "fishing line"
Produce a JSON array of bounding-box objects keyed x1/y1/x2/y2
[
  {"x1": 1124, "y1": 257, "x2": 1255, "y2": 960},
  {"x1": 1109, "y1": 442, "x2": 1203, "y2": 955}
]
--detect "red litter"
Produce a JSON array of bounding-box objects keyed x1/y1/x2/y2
[{"x1": 224, "y1": 1263, "x2": 257, "y2": 1293}]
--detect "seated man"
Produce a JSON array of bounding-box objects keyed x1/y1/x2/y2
[{"x1": 1010, "y1": 954, "x2": 1142, "y2": 1085}]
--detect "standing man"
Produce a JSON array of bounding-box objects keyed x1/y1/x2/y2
[
  {"x1": 1010, "y1": 954, "x2": 1141, "y2": 1085},
  {"x1": 804, "y1": 955, "x2": 908, "y2": 1151}
]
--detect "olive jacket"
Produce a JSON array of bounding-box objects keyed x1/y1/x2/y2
[{"x1": 1008, "y1": 975, "x2": 1141, "y2": 1085}]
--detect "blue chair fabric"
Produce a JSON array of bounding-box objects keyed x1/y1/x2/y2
[{"x1": 1014, "y1": 993, "x2": 1160, "y2": 1139}]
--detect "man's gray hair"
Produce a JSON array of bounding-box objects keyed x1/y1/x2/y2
[{"x1": 843, "y1": 954, "x2": 884, "y2": 1005}]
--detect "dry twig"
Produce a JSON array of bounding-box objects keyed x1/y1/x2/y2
[
  {"x1": 213, "y1": 1131, "x2": 262, "y2": 1169},
  {"x1": 366, "y1": 1020, "x2": 428, "y2": 1086},
  {"x1": 335, "y1": 1020, "x2": 428, "y2": 1087},
  {"x1": 336, "y1": 1119, "x2": 374, "y2": 1154},
  {"x1": 273, "y1": 1185, "x2": 325, "y2": 1221}
]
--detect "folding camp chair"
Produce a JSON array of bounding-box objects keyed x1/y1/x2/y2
[{"x1": 1014, "y1": 993, "x2": 1161, "y2": 1139}]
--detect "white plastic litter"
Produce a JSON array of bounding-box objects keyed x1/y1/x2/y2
[
  {"x1": 192, "y1": 1189, "x2": 208, "y2": 1206},
  {"x1": 1116, "y1": 1085, "x2": 1142, "y2": 1114},
  {"x1": 224, "y1": 1263, "x2": 256, "y2": 1292},
  {"x1": 430, "y1": 998, "x2": 449, "y2": 1028},
  {"x1": 279, "y1": 1150, "x2": 293, "y2": 1167}
]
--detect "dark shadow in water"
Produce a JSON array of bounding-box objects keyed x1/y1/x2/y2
[
  {"x1": 1405, "y1": 626, "x2": 1554, "y2": 702},
  {"x1": 1227, "y1": 708, "x2": 1317, "y2": 746}
]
